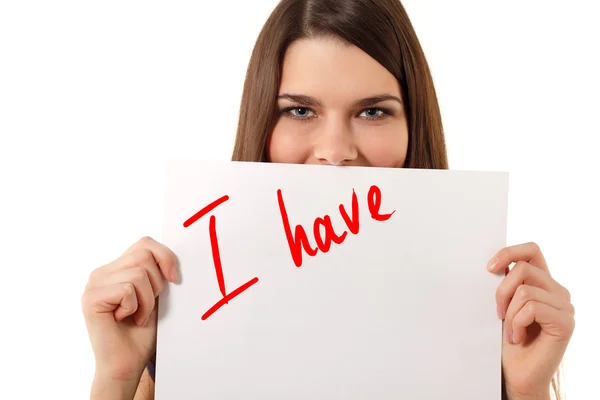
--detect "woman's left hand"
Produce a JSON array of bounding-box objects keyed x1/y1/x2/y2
[{"x1": 488, "y1": 242, "x2": 575, "y2": 400}]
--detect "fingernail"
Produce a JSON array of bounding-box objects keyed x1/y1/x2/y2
[
  {"x1": 170, "y1": 268, "x2": 178, "y2": 282},
  {"x1": 496, "y1": 304, "x2": 503, "y2": 319},
  {"x1": 487, "y1": 256, "x2": 498, "y2": 272}
]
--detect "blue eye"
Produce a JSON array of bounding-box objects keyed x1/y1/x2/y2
[
  {"x1": 359, "y1": 108, "x2": 385, "y2": 119},
  {"x1": 287, "y1": 107, "x2": 315, "y2": 119}
]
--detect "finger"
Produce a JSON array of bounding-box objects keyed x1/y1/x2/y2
[
  {"x1": 504, "y1": 284, "x2": 569, "y2": 343},
  {"x1": 98, "y1": 236, "x2": 178, "y2": 283},
  {"x1": 114, "y1": 283, "x2": 140, "y2": 322},
  {"x1": 495, "y1": 261, "x2": 560, "y2": 319},
  {"x1": 117, "y1": 267, "x2": 156, "y2": 326},
  {"x1": 511, "y1": 301, "x2": 575, "y2": 344},
  {"x1": 91, "y1": 266, "x2": 157, "y2": 326},
  {"x1": 488, "y1": 242, "x2": 548, "y2": 274},
  {"x1": 123, "y1": 236, "x2": 178, "y2": 282},
  {"x1": 81, "y1": 282, "x2": 139, "y2": 321},
  {"x1": 89, "y1": 255, "x2": 165, "y2": 297}
]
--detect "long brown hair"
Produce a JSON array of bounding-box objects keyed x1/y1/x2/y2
[{"x1": 231, "y1": 0, "x2": 560, "y2": 398}]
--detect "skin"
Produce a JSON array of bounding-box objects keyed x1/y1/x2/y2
[
  {"x1": 82, "y1": 37, "x2": 574, "y2": 400},
  {"x1": 268, "y1": 37, "x2": 409, "y2": 167}
]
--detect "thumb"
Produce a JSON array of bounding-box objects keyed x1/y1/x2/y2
[{"x1": 82, "y1": 283, "x2": 139, "y2": 322}]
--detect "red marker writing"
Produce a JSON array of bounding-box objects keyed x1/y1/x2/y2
[
  {"x1": 277, "y1": 185, "x2": 394, "y2": 267},
  {"x1": 184, "y1": 195, "x2": 259, "y2": 320}
]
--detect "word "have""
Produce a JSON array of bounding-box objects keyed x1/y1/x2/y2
[
  {"x1": 277, "y1": 185, "x2": 395, "y2": 267},
  {"x1": 183, "y1": 185, "x2": 394, "y2": 320}
]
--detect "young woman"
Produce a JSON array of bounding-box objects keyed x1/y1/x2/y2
[{"x1": 82, "y1": 1, "x2": 575, "y2": 399}]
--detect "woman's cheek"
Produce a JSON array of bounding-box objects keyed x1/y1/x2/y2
[
  {"x1": 267, "y1": 127, "x2": 311, "y2": 164},
  {"x1": 358, "y1": 128, "x2": 408, "y2": 168}
]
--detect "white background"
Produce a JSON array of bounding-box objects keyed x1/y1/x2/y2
[{"x1": 0, "y1": 0, "x2": 598, "y2": 398}]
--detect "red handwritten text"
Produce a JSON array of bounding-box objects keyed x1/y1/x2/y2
[
  {"x1": 277, "y1": 185, "x2": 394, "y2": 267},
  {"x1": 184, "y1": 195, "x2": 259, "y2": 320},
  {"x1": 367, "y1": 185, "x2": 395, "y2": 221}
]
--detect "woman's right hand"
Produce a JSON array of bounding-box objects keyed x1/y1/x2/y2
[{"x1": 81, "y1": 236, "x2": 178, "y2": 396}]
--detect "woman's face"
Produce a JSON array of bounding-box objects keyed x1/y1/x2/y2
[{"x1": 268, "y1": 36, "x2": 409, "y2": 167}]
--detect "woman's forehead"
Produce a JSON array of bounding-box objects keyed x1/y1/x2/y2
[{"x1": 278, "y1": 37, "x2": 401, "y2": 102}]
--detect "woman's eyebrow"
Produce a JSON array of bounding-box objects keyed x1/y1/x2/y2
[
  {"x1": 277, "y1": 93, "x2": 402, "y2": 107},
  {"x1": 355, "y1": 95, "x2": 402, "y2": 107},
  {"x1": 277, "y1": 93, "x2": 323, "y2": 107}
]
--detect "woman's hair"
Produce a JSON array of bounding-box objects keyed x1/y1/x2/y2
[
  {"x1": 231, "y1": 0, "x2": 561, "y2": 398},
  {"x1": 231, "y1": 0, "x2": 447, "y2": 170}
]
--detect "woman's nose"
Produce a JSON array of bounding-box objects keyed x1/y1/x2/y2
[{"x1": 312, "y1": 120, "x2": 358, "y2": 166}]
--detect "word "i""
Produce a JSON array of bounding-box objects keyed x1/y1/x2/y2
[{"x1": 183, "y1": 195, "x2": 259, "y2": 320}]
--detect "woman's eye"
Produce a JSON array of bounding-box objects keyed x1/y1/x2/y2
[
  {"x1": 288, "y1": 107, "x2": 314, "y2": 119},
  {"x1": 359, "y1": 108, "x2": 385, "y2": 119}
]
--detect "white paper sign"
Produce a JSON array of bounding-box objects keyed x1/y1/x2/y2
[{"x1": 156, "y1": 161, "x2": 508, "y2": 399}]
